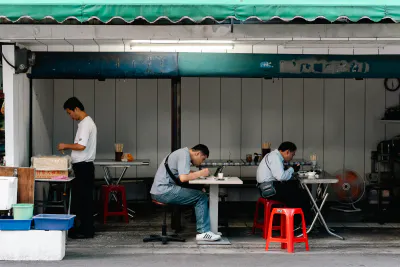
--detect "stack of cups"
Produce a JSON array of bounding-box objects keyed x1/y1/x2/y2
[
  {"x1": 115, "y1": 143, "x2": 124, "y2": 161},
  {"x1": 310, "y1": 154, "x2": 317, "y2": 169},
  {"x1": 262, "y1": 142, "x2": 271, "y2": 158}
]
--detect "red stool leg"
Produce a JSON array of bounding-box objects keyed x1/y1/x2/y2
[
  {"x1": 265, "y1": 209, "x2": 276, "y2": 251},
  {"x1": 121, "y1": 187, "x2": 129, "y2": 223},
  {"x1": 286, "y1": 210, "x2": 295, "y2": 253},
  {"x1": 252, "y1": 199, "x2": 260, "y2": 234},
  {"x1": 103, "y1": 186, "x2": 110, "y2": 224},
  {"x1": 263, "y1": 201, "x2": 272, "y2": 239},
  {"x1": 300, "y1": 210, "x2": 310, "y2": 251},
  {"x1": 280, "y1": 213, "x2": 287, "y2": 249}
]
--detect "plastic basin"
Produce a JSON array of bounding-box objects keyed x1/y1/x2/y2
[
  {"x1": 33, "y1": 214, "x2": 76, "y2": 231},
  {"x1": 0, "y1": 219, "x2": 32, "y2": 230},
  {"x1": 12, "y1": 204, "x2": 34, "y2": 220}
]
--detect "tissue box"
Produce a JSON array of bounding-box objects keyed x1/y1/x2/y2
[{"x1": 31, "y1": 156, "x2": 70, "y2": 171}]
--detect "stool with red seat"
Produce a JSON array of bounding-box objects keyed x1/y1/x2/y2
[
  {"x1": 265, "y1": 208, "x2": 309, "y2": 253},
  {"x1": 143, "y1": 200, "x2": 186, "y2": 245},
  {"x1": 252, "y1": 197, "x2": 286, "y2": 239},
  {"x1": 101, "y1": 184, "x2": 129, "y2": 224}
]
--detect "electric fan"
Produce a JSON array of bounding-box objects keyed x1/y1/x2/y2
[{"x1": 330, "y1": 169, "x2": 366, "y2": 213}]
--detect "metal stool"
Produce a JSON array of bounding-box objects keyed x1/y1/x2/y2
[{"x1": 143, "y1": 200, "x2": 186, "y2": 245}]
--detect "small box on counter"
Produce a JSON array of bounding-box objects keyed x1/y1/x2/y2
[{"x1": 31, "y1": 156, "x2": 71, "y2": 171}]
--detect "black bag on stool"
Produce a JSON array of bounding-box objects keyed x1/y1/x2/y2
[
  {"x1": 257, "y1": 181, "x2": 276, "y2": 198},
  {"x1": 257, "y1": 153, "x2": 276, "y2": 198}
]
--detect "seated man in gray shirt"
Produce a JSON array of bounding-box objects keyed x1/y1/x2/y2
[
  {"x1": 256, "y1": 141, "x2": 311, "y2": 224},
  {"x1": 150, "y1": 144, "x2": 221, "y2": 242}
]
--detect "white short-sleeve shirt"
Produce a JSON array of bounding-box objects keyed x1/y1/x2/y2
[{"x1": 71, "y1": 116, "x2": 97, "y2": 164}]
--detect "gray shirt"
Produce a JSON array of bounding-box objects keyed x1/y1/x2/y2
[{"x1": 150, "y1": 147, "x2": 191, "y2": 195}]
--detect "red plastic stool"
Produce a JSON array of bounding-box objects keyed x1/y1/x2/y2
[
  {"x1": 252, "y1": 197, "x2": 286, "y2": 239},
  {"x1": 265, "y1": 208, "x2": 309, "y2": 253},
  {"x1": 102, "y1": 184, "x2": 129, "y2": 224}
]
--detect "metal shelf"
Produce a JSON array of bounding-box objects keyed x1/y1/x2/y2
[{"x1": 379, "y1": 120, "x2": 400, "y2": 124}]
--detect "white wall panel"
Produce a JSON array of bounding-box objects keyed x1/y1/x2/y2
[
  {"x1": 283, "y1": 78, "x2": 304, "y2": 158},
  {"x1": 181, "y1": 77, "x2": 200, "y2": 148},
  {"x1": 365, "y1": 79, "x2": 385, "y2": 174},
  {"x1": 94, "y1": 79, "x2": 116, "y2": 178},
  {"x1": 303, "y1": 79, "x2": 324, "y2": 169},
  {"x1": 73, "y1": 80, "x2": 95, "y2": 134},
  {"x1": 262, "y1": 78, "x2": 283, "y2": 151},
  {"x1": 344, "y1": 79, "x2": 365, "y2": 178},
  {"x1": 53, "y1": 80, "x2": 74, "y2": 156},
  {"x1": 324, "y1": 79, "x2": 345, "y2": 174},
  {"x1": 157, "y1": 79, "x2": 172, "y2": 165},
  {"x1": 199, "y1": 78, "x2": 221, "y2": 160},
  {"x1": 221, "y1": 78, "x2": 241, "y2": 178},
  {"x1": 116, "y1": 79, "x2": 137, "y2": 178},
  {"x1": 241, "y1": 78, "x2": 262, "y2": 178},
  {"x1": 32, "y1": 79, "x2": 54, "y2": 156},
  {"x1": 136, "y1": 79, "x2": 158, "y2": 178}
]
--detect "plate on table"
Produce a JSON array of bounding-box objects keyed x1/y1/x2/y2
[{"x1": 298, "y1": 171, "x2": 307, "y2": 178}]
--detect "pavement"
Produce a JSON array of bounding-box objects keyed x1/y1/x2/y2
[
  {"x1": 2, "y1": 208, "x2": 400, "y2": 265},
  {"x1": 2, "y1": 250, "x2": 400, "y2": 267}
]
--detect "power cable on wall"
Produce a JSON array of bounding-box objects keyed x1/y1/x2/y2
[{"x1": 1, "y1": 53, "x2": 15, "y2": 70}]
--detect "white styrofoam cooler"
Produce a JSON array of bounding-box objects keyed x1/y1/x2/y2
[
  {"x1": 0, "y1": 230, "x2": 66, "y2": 261},
  {"x1": 0, "y1": 176, "x2": 18, "y2": 210}
]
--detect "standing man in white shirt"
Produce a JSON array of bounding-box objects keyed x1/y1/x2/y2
[{"x1": 58, "y1": 97, "x2": 97, "y2": 239}]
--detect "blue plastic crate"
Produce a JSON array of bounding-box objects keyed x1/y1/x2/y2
[
  {"x1": 0, "y1": 219, "x2": 32, "y2": 230},
  {"x1": 33, "y1": 214, "x2": 76, "y2": 231}
]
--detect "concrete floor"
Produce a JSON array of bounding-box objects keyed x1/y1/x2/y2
[
  {"x1": 3, "y1": 205, "x2": 400, "y2": 265},
  {"x1": 2, "y1": 251, "x2": 400, "y2": 267},
  {"x1": 64, "y1": 206, "x2": 400, "y2": 249}
]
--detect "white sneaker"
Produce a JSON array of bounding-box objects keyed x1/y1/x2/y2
[{"x1": 196, "y1": 231, "x2": 221, "y2": 242}]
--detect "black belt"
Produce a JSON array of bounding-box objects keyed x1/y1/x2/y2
[{"x1": 72, "y1": 161, "x2": 94, "y2": 166}]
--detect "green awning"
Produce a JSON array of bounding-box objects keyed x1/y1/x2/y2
[{"x1": 2, "y1": 0, "x2": 400, "y2": 23}]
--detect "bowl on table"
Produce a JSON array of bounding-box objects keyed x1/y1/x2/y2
[{"x1": 307, "y1": 171, "x2": 316, "y2": 178}]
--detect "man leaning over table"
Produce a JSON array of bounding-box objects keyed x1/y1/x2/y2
[
  {"x1": 150, "y1": 144, "x2": 222, "y2": 242},
  {"x1": 256, "y1": 141, "x2": 312, "y2": 225}
]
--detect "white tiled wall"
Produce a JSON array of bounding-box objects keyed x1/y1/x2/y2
[{"x1": 33, "y1": 78, "x2": 397, "y2": 200}]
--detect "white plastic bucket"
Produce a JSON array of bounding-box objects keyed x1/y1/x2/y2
[{"x1": 0, "y1": 176, "x2": 18, "y2": 210}]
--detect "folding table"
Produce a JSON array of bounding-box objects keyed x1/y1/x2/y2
[
  {"x1": 94, "y1": 159, "x2": 150, "y2": 218},
  {"x1": 34, "y1": 177, "x2": 74, "y2": 215},
  {"x1": 299, "y1": 175, "x2": 345, "y2": 240},
  {"x1": 189, "y1": 176, "x2": 243, "y2": 244}
]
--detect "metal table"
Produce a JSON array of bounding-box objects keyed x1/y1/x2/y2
[
  {"x1": 173, "y1": 159, "x2": 311, "y2": 232},
  {"x1": 94, "y1": 159, "x2": 150, "y2": 185},
  {"x1": 299, "y1": 174, "x2": 344, "y2": 240},
  {"x1": 190, "y1": 176, "x2": 243, "y2": 244},
  {"x1": 35, "y1": 177, "x2": 74, "y2": 215},
  {"x1": 200, "y1": 158, "x2": 312, "y2": 168},
  {"x1": 94, "y1": 159, "x2": 150, "y2": 218}
]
